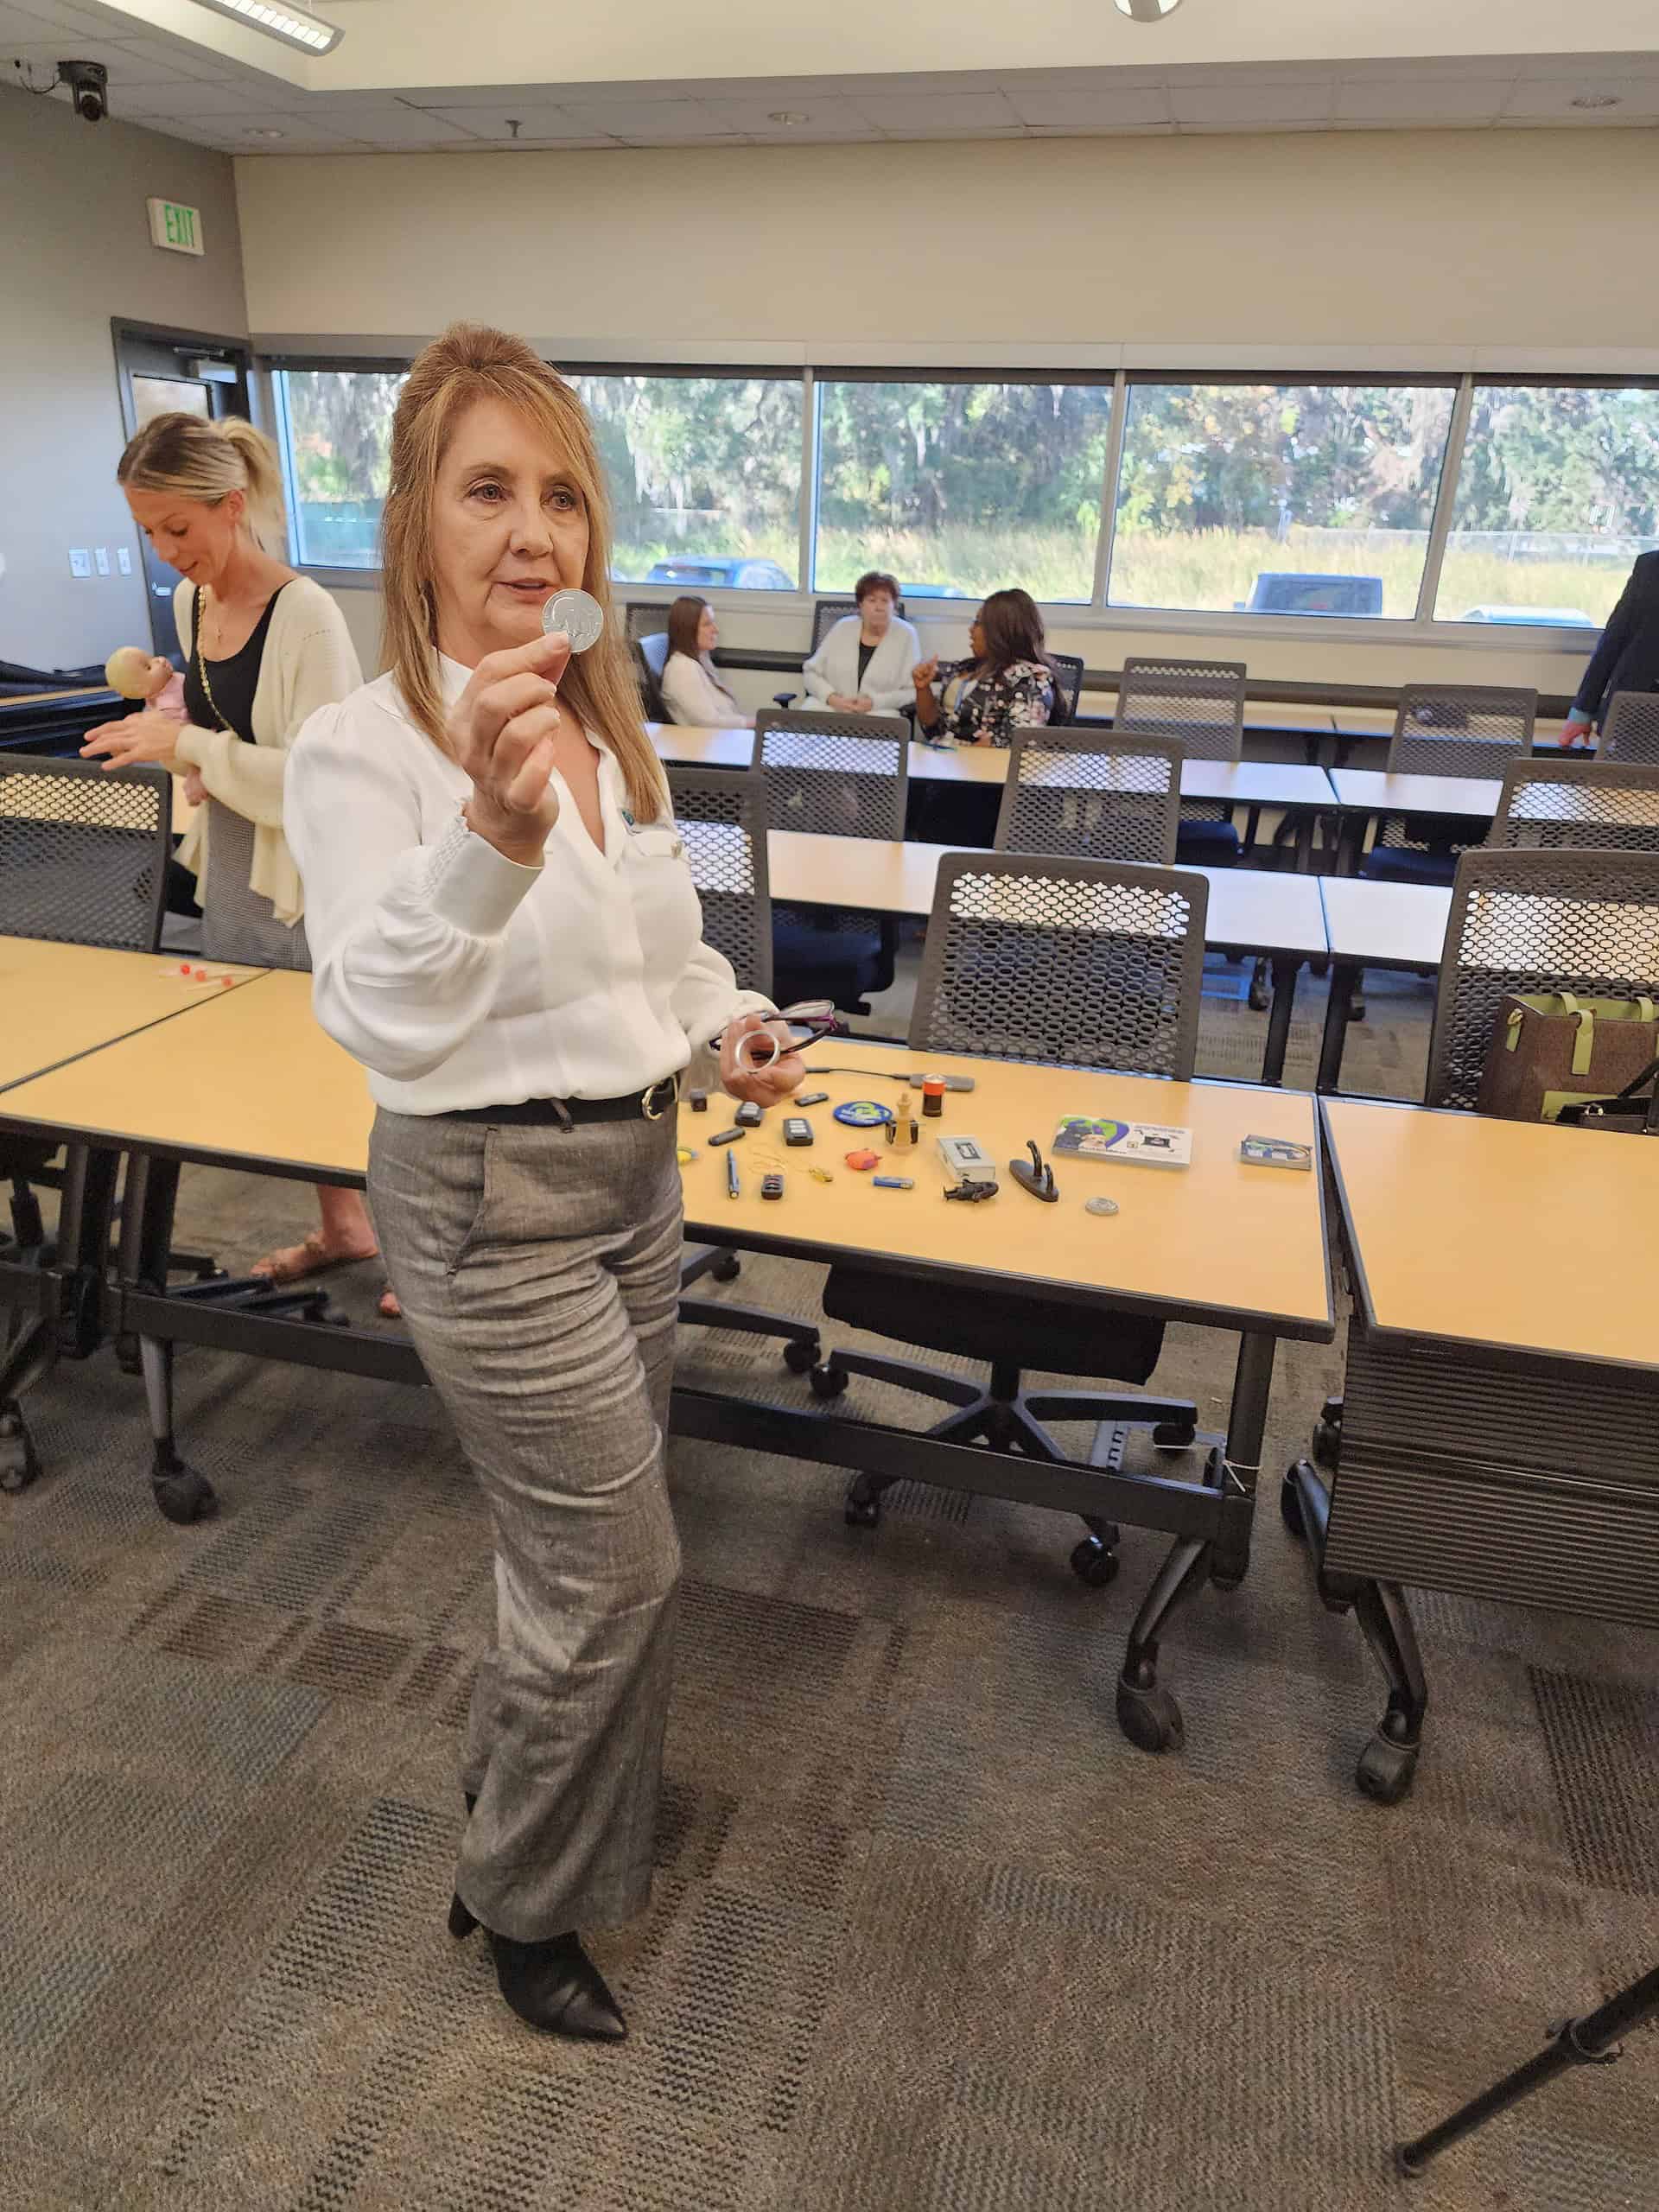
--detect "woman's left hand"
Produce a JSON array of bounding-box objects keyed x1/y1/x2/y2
[
  {"x1": 719, "y1": 1011, "x2": 806, "y2": 1107},
  {"x1": 80, "y1": 712, "x2": 181, "y2": 772}
]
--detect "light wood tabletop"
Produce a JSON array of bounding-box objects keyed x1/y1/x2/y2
[
  {"x1": 0, "y1": 686, "x2": 111, "y2": 710},
  {"x1": 0, "y1": 968, "x2": 374, "y2": 1183},
  {"x1": 647, "y1": 724, "x2": 756, "y2": 770},
  {"x1": 1323, "y1": 1096, "x2": 1659, "y2": 1370},
  {"x1": 1329, "y1": 767, "x2": 1503, "y2": 820},
  {"x1": 1319, "y1": 879, "x2": 1452, "y2": 969},
  {"x1": 682, "y1": 1050, "x2": 1332, "y2": 1337},
  {"x1": 766, "y1": 836, "x2": 1328, "y2": 956},
  {"x1": 0, "y1": 935, "x2": 267, "y2": 1093}
]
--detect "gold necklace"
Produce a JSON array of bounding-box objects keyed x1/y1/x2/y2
[{"x1": 194, "y1": 585, "x2": 228, "y2": 731}]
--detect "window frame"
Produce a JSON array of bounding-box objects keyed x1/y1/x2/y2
[{"x1": 264, "y1": 353, "x2": 1656, "y2": 658}]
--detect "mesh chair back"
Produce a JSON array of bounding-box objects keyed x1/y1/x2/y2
[
  {"x1": 0, "y1": 754, "x2": 170, "y2": 950},
  {"x1": 625, "y1": 602, "x2": 670, "y2": 644},
  {"x1": 811, "y1": 596, "x2": 906, "y2": 651},
  {"x1": 1048, "y1": 652, "x2": 1084, "y2": 726},
  {"x1": 1115, "y1": 658, "x2": 1246, "y2": 762},
  {"x1": 755, "y1": 709, "x2": 908, "y2": 838},
  {"x1": 665, "y1": 764, "x2": 772, "y2": 998},
  {"x1": 1601, "y1": 691, "x2": 1659, "y2": 765},
  {"x1": 1389, "y1": 684, "x2": 1536, "y2": 764},
  {"x1": 911, "y1": 853, "x2": 1205, "y2": 1077},
  {"x1": 995, "y1": 733, "x2": 1181, "y2": 866},
  {"x1": 633, "y1": 631, "x2": 671, "y2": 722},
  {"x1": 1490, "y1": 760, "x2": 1659, "y2": 855},
  {"x1": 1425, "y1": 847, "x2": 1659, "y2": 1110}
]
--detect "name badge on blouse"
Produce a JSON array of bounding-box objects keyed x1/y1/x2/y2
[{"x1": 623, "y1": 816, "x2": 683, "y2": 860}]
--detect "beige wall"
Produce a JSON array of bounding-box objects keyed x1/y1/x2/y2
[
  {"x1": 0, "y1": 90, "x2": 249, "y2": 673},
  {"x1": 239, "y1": 127, "x2": 1659, "y2": 696}
]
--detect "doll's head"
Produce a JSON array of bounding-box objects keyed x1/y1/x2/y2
[{"x1": 105, "y1": 645, "x2": 175, "y2": 701}]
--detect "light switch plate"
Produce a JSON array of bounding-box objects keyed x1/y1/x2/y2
[
  {"x1": 94, "y1": 547, "x2": 111, "y2": 575},
  {"x1": 117, "y1": 547, "x2": 132, "y2": 575},
  {"x1": 69, "y1": 548, "x2": 92, "y2": 578}
]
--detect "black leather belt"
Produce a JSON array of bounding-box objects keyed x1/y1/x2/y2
[{"x1": 446, "y1": 1077, "x2": 679, "y2": 1128}]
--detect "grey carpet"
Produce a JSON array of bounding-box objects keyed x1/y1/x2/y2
[{"x1": 3, "y1": 984, "x2": 1656, "y2": 2212}]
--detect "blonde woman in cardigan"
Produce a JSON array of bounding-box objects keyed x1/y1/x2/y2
[{"x1": 82, "y1": 411, "x2": 379, "y2": 1293}]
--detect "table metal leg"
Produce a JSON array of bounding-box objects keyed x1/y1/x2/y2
[
  {"x1": 1116, "y1": 1332, "x2": 1274, "y2": 1753},
  {"x1": 1317, "y1": 962, "x2": 1359, "y2": 1092},
  {"x1": 1260, "y1": 957, "x2": 1300, "y2": 1085},
  {"x1": 118, "y1": 1154, "x2": 219, "y2": 1526}
]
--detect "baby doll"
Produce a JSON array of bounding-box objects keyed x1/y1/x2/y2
[{"x1": 105, "y1": 646, "x2": 203, "y2": 804}]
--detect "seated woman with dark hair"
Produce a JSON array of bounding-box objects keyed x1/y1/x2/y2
[
  {"x1": 911, "y1": 588, "x2": 1065, "y2": 746},
  {"x1": 803, "y1": 570, "x2": 919, "y2": 714},
  {"x1": 658, "y1": 594, "x2": 753, "y2": 728}
]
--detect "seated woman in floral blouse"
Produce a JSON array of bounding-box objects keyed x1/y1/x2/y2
[{"x1": 911, "y1": 588, "x2": 1066, "y2": 746}]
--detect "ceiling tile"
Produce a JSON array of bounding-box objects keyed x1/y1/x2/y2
[
  {"x1": 302, "y1": 102, "x2": 482, "y2": 143},
  {"x1": 1515, "y1": 50, "x2": 1659, "y2": 79},
  {"x1": 1005, "y1": 86, "x2": 1168, "y2": 127},
  {"x1": 1335, "y1": 79, "x2": 1512, "y2": 121},
  {"x1": 115, "y1": 79, "x2": 280, "y2": 115},
  {"x1": 0, "y1": 4, "x2": 64, "y2": 40},
  {"x1": 557, "y1": 98, "x2": 732, "y2": 137},
  {"x1": 2, "y1": 35, "x2": 217, "y2": 86},
  {"x1": 1028, "y1": 120, "x2": 1173, "y2": 137},
  {"x1": 852, "y1": 91, "x2": 1016, "y2": 130},
  {"x1": 699, "y1": 92, "x2": 872, "y2": 134},
  {"x1": 1168, "y1": 81, "x2": 1333, "y2": 124},
  {"x1": 416, "y1": 105, "x2": 594, "y2": 140},
  {"x1": 1502, "y1": 79, "x2": 1659, "y2": 118}
]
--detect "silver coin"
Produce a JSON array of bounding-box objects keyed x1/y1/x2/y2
[
  {"x1": 1084, "y1": 1195, "x2": 1121, "y2": 1217},
  {"x1": 542, "y1": 588, "x2": 605, "y2": 653}
]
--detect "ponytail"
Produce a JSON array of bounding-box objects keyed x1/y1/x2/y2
[
  {"x1": 213, "y1": 418, "x2": 287, "y2": 554},
  {"x1": 118, "y1": 411, "x2": 288, "y2": 556}
]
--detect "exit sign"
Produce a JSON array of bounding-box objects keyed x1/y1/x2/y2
[{"x1": 147, "y1": 198, "x2": 204, "y2": 257}]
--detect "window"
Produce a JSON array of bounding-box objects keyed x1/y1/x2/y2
[
  {"x1": 569, "y1": 372, "x2": 802, "y2": 590},
  {"x1": 1108, "y1": 380, "x2": 1457, "y2": 620},
  {"x1": 276, "y1": 368, "x2": 405, "y2": 569},
  {"x1": 1434, "y1": 384, "x2": 1659, "y2": 629},
  {"x1": 813, "y1": 378, "x2": 1112, "y2": 605}
]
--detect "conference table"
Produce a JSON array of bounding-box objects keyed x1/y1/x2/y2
[
  {"x1": 1316, "y1": 879, "x2": 1451, "y2": 1092},
  {"x1": 0, "y1": 971, "x2": 1335, "y2": 1757},
  {"x1": 1326, "y1": 768, "x2": 1502, "y2": 872},
  {"x1": 1284, "y1": 1096, "x2": 1659, "y2": 1802}
]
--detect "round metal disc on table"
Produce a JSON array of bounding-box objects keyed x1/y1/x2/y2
[
  {"x1": 833, "y1": 1101, "x2": 893, "y2": 1128},
  {"x1": 541, "y1": 588, "x2": 605, "y2": 652},
  {"x1": 1085, "y1": 1195, "x2": 1121, "y2": 1217}
]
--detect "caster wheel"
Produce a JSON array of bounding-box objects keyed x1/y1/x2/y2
[
  {"x1": 1116, "y1": 1680, "x2": 1185, "y2": 1756},
  {"x1": 1356, "y1": 1732, "x2": 1419, "y2": 1805},
  {"x1": 844, "y1": 1488, "x2": 880, "y2": 1529},
  {"x1": 1312, "y1": 1417, "x2": 1341, "y2": 1470},
  {"x1": 1349, "y1": 998, "x2": 1368, "y2": 1025},
  {"x1": 1070, "y1": 1536, "x2": 1119, "y2": 1588},
  {"x1": 782, "y1": 1337, "x2": 820, "y2": 1376},
  {"x1": 0, "y1": 1413, "x2": 41, "y2": 1494},
  {"x1": 1280, "y1": 1472, "x2": 1309, "y2": 1541},
  {"x1": 810, "y1": 1362, "x2": 849, "y2": 1401},
  {"x1": 710, "y1": 1253, "x2": 741, "y2": 1284},
  {"x1": 152, "y1": 1468, "x2": 218, "y2": 1525},
  {"x1": 1248, "y1": 982, "x2": 1271, "y2": 1014},
  {"x1": 1152, "y1": 1421, "x2": 1197, "y2": 1450}
]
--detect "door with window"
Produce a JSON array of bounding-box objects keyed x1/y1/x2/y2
[{"x1": 112, "y1": 321, "x2": 252, "y2": 659}]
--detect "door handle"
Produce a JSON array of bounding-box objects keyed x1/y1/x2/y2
[{"x1": 152, "y1": 584, "x2": 170, "y2": 597}]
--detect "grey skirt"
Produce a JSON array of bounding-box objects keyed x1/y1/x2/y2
[{"x1": 199, "y1": 796, "x2": 310, "y2": 971}]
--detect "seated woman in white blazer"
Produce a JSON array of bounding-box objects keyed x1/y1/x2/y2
[
  {"x1": 802, "y1": 570, "x2": 919, "y2": 715},
  {"x1": 658, "y1": 595, "x2": 753, "y2": 728}
]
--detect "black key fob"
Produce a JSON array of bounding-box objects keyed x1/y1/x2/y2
[
  {"x1": 783, "y1": 1117, "x2": 813, "y2": 1147},
  {"x1": 734, "y1": 1101, "x2": 764, "y2": 1128}
]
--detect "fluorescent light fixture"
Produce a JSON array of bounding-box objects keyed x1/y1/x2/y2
[
  {"x1": 188, "y1": 0, "x2": 343, "y2": 55},
  {"x1": 1114, "y1": 0, "x2": 1182, "y2": 19}
]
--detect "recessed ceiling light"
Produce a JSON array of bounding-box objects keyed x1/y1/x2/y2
[
  {"x1": 245, "y1": 126, "x2": 288, "y2": 139},
  {"x1": 768, "y1": 111, "x2": 810, "y2": 125},
  {"x1": 188, "y1": 0, "x2": 343, "y2": 56},
  {"x1": 1569, "y1": 92, "x2": 1621, "y2": 109},
  {"x1": 1113, "y1": 0, "x2": 1182, "y2": 19}
]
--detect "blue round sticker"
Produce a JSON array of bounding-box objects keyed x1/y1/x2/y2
[{"x1": 833, "y1": 1100, "x2": 893, "y2": 1128}]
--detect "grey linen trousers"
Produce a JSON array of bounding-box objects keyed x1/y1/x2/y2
[{"x1": 369, "y1": 1105, "x2": 684, "y2": 1942}]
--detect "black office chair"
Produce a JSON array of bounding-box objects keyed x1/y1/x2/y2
[
  {"x1": 1115, "y1": 657, "x2": 1249, "y2": 868},
  {"x1": 756, "y1": 709, "x2": 909, "y2": 1012},
  {"x1": 632, "y1": 630, "x2": 672, "y2": 723},
  {"x1": 772, "y1": 595, "x2": 912, "y2": 709},
  {"x1": 1359, "y1": 685, "x2": 1534, "y2": 885},
  {"x1": 1488, "y1": 760, "x2": 1659, "y2": 855},
  {"x1": 624, "y1": 601, "x2": 671, "y2": 644},
  {"x1": 812, "y1": 851, "x2": 1210, "y2": 1586},
  {"x1": 1048, "y1": 652, "x2": 1084, "y2": 726},
  {"x1": 1600, "y1": 690, "x2": 1659, "y2": 766},
  {"x1": 994, "y1": 732, "x2": 1182, "y2": 866},
  {"x1": 665, "y1": 764, "x2": 823, "y2": 1377}
]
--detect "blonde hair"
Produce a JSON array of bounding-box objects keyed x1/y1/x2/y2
[
  {"x1": 381, "y1": 322, "x2": 665, "y2": 824},
  {"x1": 117, "y1": 413, "x2": 287, "y2": 556}
]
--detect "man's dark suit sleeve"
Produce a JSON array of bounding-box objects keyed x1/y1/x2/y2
[{"x1": 1571, "y1": 554, "x2": 1650, "y2": 720}]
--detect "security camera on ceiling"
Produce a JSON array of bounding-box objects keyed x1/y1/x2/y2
[{"x1": 57, "y1": 59, "x2": 109, "y2": 122}]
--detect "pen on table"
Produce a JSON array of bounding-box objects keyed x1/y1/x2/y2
[{"x1": 726, "y1": 1147, "x2": 741, "y2": 1199}]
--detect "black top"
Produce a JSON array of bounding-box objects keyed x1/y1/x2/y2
[
  {"x1": 184, "y1": 582, "x2": 289, "y2": 744},
  {"x1": 1572, "y1": 552, "x2": 1659, "y2": 722},
  {"x1": 856, "y1": 639, "x2": 877, "y2": 687}
]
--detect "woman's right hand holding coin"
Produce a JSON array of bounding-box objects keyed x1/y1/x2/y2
[{"x1": 450, "y1": 632, "x2": 573, "y2": 867}]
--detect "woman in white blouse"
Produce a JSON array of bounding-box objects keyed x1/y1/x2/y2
[
  {"x1": 286, "y1": 325, "x2": 803, "y2": 2044},
  {"x1": 803, "y1": 569, "x2": 920, "y2": 714},
  {"x1": 657, "y1": 594, "x2": 752, "y2": 727}
]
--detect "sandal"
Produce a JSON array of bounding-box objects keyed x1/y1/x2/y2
[
  {"x1": 377, "y1": 1283, "x2": 403, "y2": 1321},
  {"x1": 250, "y1": 1230, "x2": 378, "y2": 1287}
]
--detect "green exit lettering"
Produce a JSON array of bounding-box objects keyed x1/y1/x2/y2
[{"x1": 148, "y1": 197, "x2": 204, "y2": 256}]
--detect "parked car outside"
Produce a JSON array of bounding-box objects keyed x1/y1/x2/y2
[
  {"x1": 643, "y1": 557, "x2": 795, "y2": 590},
  {"x1": 1458, "y1": 604, "x2": 1598, "y2": 627}
]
